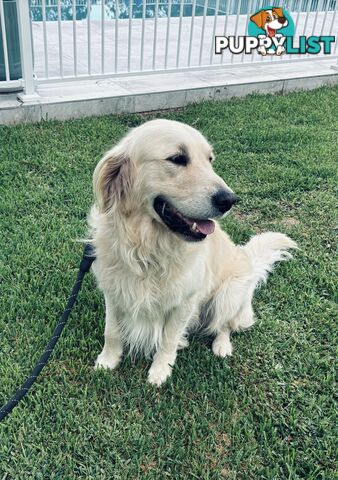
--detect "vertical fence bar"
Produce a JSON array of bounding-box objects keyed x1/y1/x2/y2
[
  {"x1": 302, "y1": 0, "x2": 312, "y2": 36},
  {"x1": 289, "y1": 0, "x2": 302, "y2": 59},
  {"x1": 252, "y1": 0, "x2": 263, "y2": 62},
  {"x1": 57, "y1": 0, "x2": 63, "y2": 77},
  {"x1": 222, "y1": 0, "x2": 232, "y2": 64},
  {"x1": 231, "y1": 0, "x2": 241, "y2": 63},
  {"x1": 260, "y1": 0, "x2": 266, "y2": 61},
  {"x1": 16, "y1": 0, "x2": 37, "y2": 98},
  {"x1": 210, "y1": 0, "x2": 220, "y2": 64},
  {"x1": 252, "y1": 0, "x2": 264, "y2": 62},
  {"x1": 115, "y1": 0, "x2": 119, "y2": 72},
  {"x1": 241, "y1": 0, "x2": 253, "y2": 62},
  {"x1": 176, "y1": 0, "x2": 184, "y2": 67},
  {"x1": 140, "y1": 0, "x2": 146, "y2": 70},
  {"x1": 128, "y1": 0, "x2": 133, "y2": 71},
  {"x1": 328, "y1": 1, "x2": 337, "y2": 36},
  {"x1": 152, "y1": 0, "x2": 159, "y2": 70},
  {"x1": 164, "y1": 0, "x2": 172, "y2": 69},
  {"x1": 311, "y1": 0, "x2": 322, "y2": 36},
  {"x1": 188, "y1": 0, "x2": 196, "y2": 66},
  {"x1": 199, "y1": 0, "x2": 209, "y2": 65},
  {"x1": 87, "y1": 0, "x2": 91, "y2": 74},
  {"x1": 294, "y1": 0, "x2": 302, "y2": 33},
  {"x1": 320, "y1": 0, "x2": 330, "y2": 36},
  {"x1": 271, "y1": 0, "x2": 276, "y2": 62},
  {"x1": 0, "y1": 0, "x2": 10, "y2": 81},
  {"x1": 72, "y1": 0, "x2": 77, "y2": 76},
  {"x1": 329, "y1": 0, "x2": 337, "y2": 55},
  {"x1": 101, "y1": 0, "x2": 105, "y2": 73},
  {"x1": 41, "y1": 0, "x2": 49, "y2": 78}
]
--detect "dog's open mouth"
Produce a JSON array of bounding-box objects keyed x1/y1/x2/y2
[
  {"x1": 267, "y1": 26, "x2": 276, "y2": 37},
  {"x1": 153, "y1": 196, "x2": 215, "y2": 241}
]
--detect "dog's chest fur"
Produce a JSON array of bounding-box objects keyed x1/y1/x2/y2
[
  {"x1": 90, "y1": 211, "x2": 209, "y2": 354},
  {"x1": 94, "y1": 245, "x2": 205, "y2": 314}
]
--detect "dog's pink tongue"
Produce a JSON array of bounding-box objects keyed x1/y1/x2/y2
[
  {"x1": 268, "y1": 27, "x2": 275, "y2": 38},
  {"x1": 196, "y1": 220, "x2": 215, "y2": 235}
]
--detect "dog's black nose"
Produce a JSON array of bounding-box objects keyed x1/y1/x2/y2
[
  {"x1": 279, "y1": 16, "x2": 287, "y2": 24},
  {"x1": 212, "y1": 190, "x2": 238, "y2": 214}
]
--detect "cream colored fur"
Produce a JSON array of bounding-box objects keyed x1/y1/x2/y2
[{"x1": 88, "y1": 119, "x2": 297, "y2": 386}]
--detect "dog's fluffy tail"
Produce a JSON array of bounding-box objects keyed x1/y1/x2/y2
[{"x1": 244, "y1": 232, "x2": 298, "y2": 286}]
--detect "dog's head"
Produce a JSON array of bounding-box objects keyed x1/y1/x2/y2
[
  {"x1": 250, "y1": 8, "x2": 288, "y2": 37},
  {"x1": 93, "y1": 119, "x2": 237, "y2": 242}
]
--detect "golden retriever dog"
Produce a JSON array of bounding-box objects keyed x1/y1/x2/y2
[{"x1": 88, "y1": 119, "x2": 297, "y2": 386}]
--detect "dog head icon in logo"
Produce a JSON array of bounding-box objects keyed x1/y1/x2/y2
[{"x1": 248, "y1": 6, "x2": 294, "y2": 56}]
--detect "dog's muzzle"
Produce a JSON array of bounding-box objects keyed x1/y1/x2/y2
[{"x1": 154, "y1": 196, "x2": 215, "y2": 242}]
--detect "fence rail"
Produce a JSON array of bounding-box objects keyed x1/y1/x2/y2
[
  {"x1": 1, "y1": 0, "x2": 337, "y2": 96},
  {"x1": 27, "y1": 0, "x2": 338, "y2": 19}
]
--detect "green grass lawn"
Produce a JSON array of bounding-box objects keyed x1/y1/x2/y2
[{"x1": 0, "y1": 86, "x2": 337, "y2": 479}]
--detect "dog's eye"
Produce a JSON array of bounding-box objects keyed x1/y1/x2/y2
[
  {"x1": 167, "y1": 154, "x2": 188, "y2": 166},
  {"x1": 209, "y1": 156, "x2": 214, "y2": 163}
]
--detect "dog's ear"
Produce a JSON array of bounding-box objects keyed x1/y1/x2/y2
[
  {"x1": 250, "y1": 10, "x2": 265, "y2": 29},
  {"x1": 93, "y1": 146, "x2": 133, "y2": 212},
  {"x1": 272, "y1": 7, "x2": 283, "y2": 18}
]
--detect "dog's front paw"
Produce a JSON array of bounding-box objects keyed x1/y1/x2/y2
[
  {"x1": 148, "y1": 362, "x2": 172, "y2": 386},
  {"x1": 212, "y1": 336, "x2": 233, "y2": 358},
  {"x1": 95, "y1": 351, "x2": 121, "y2": 370},
  {"x1": 276, "y1": 45, "x2": 285, "y2": 56}
]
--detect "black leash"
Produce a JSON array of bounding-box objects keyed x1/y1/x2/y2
[{"x1": 0, "y1": 244, "x2": 95, "y2": 423}]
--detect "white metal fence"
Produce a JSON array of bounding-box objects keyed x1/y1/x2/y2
[{"x1": 0, "y1": 0, "x2": 337, "y2": 96}]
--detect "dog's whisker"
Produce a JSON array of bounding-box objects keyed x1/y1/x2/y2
[{"x1": 162, "y1": 202, "x2": 166, "y2": 216}]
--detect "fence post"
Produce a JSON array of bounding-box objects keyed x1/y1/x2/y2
[{"x1": 16, "y1": 0, "x2": 39, "y2": 102}]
